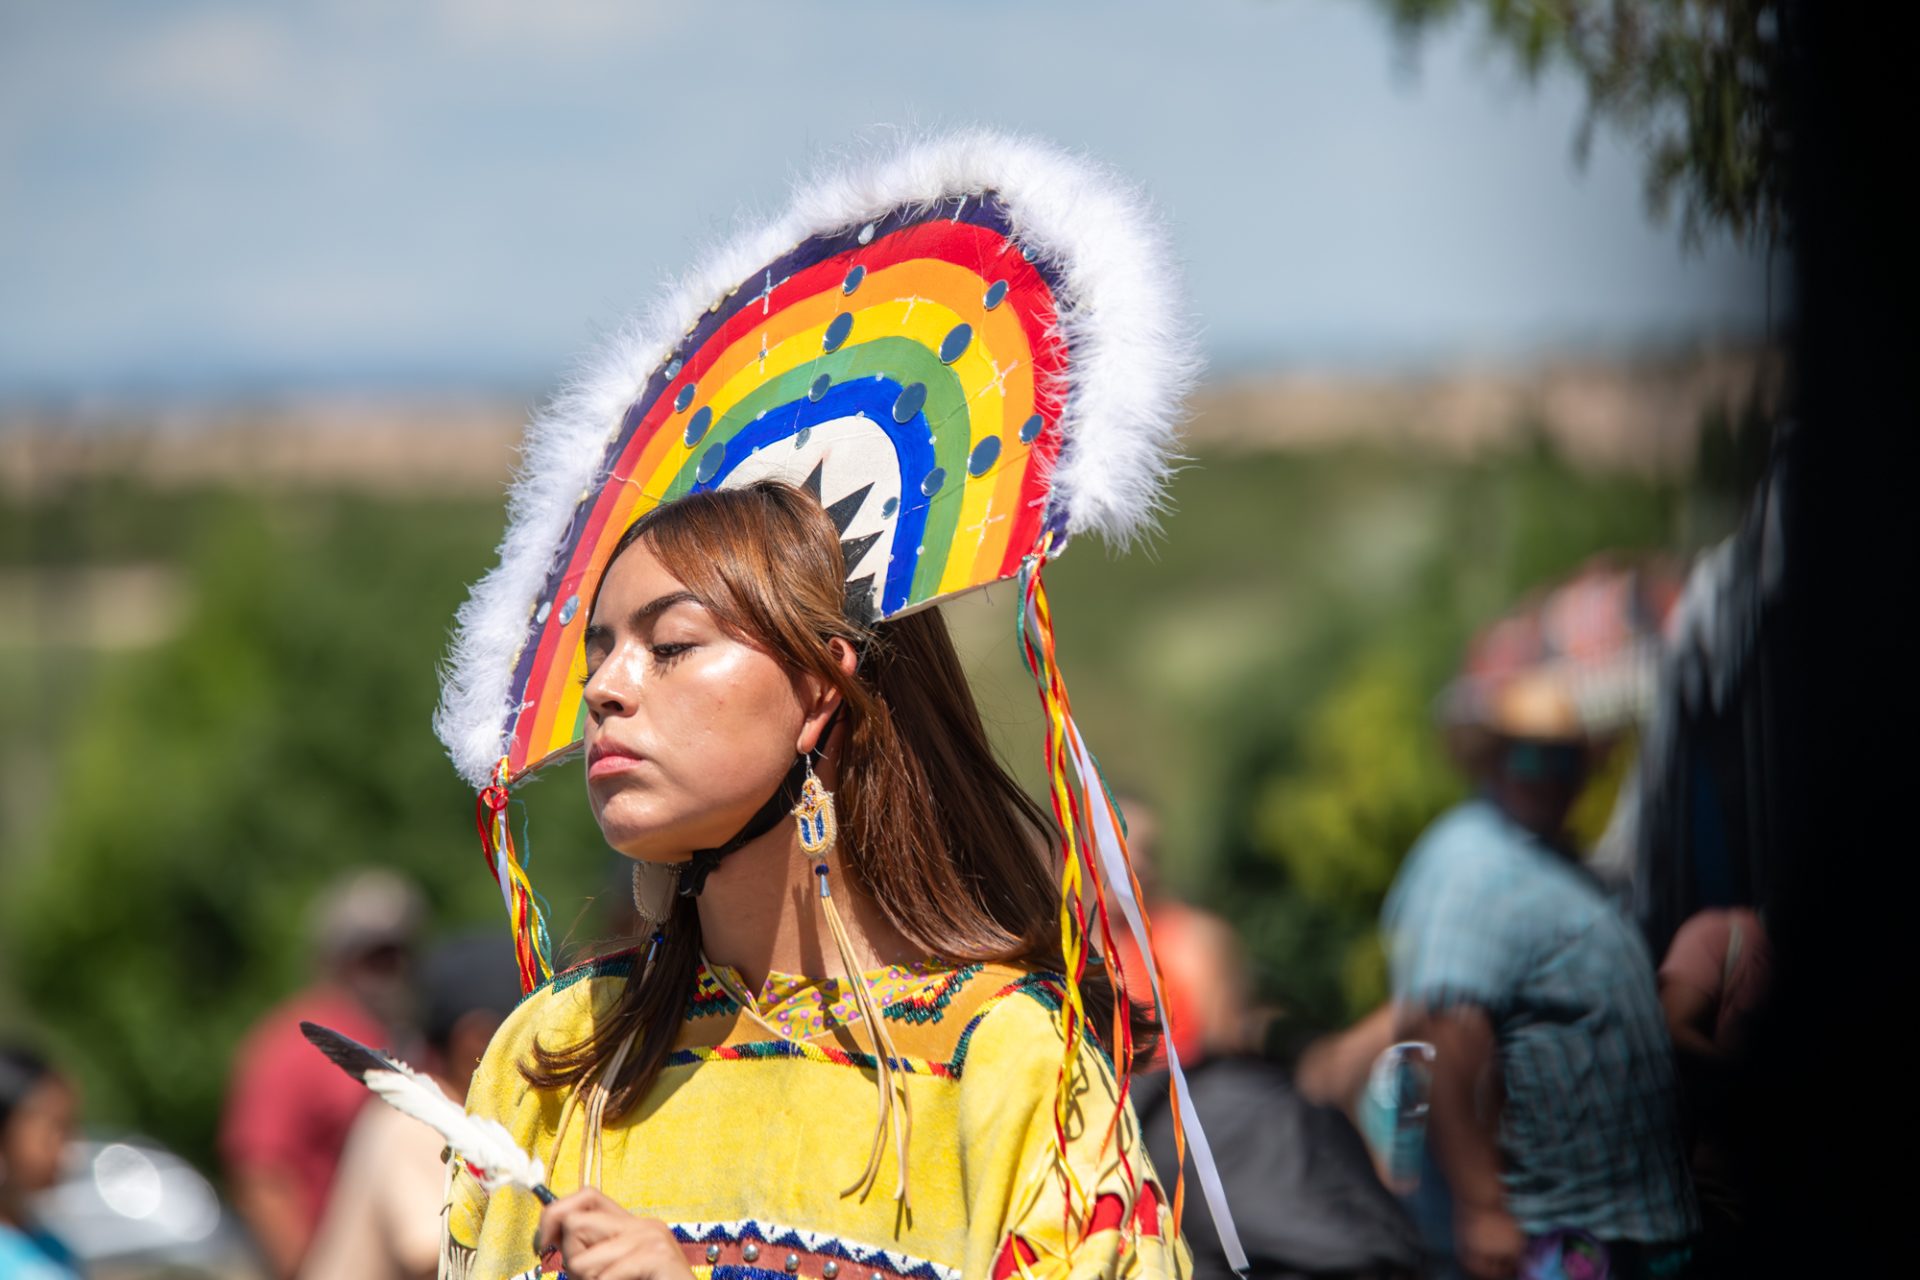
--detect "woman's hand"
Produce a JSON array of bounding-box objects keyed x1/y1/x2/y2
[{"x1": 536, "y1": 1188, "x2": 695, "y2": 1280}]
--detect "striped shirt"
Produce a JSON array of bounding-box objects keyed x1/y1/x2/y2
[{"x1": 1383, "y1": 800, "x2": 1697, "y2": 1243}]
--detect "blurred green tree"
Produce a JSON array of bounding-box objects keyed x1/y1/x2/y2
[
  {"x1": 1254, "y1": 649, "x2": 1465, "y2": 1013},
  {"x1": 1, "y1": 490, "x2": 608, "y2": 1174},
  {"x1": 1377, "y1": 0, "x2": 1788, "y2": 248}
]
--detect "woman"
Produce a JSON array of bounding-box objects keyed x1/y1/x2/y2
[
  {"x1": 443, "y1": 483, "x2": 1183, "y2": 1279},
  {"x1": 0, "y1": 1045, "x2": 82, "y2": 1279}
]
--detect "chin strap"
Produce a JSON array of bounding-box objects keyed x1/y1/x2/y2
[
  {"x1": 681, "y1": 703, "x2": 848, "y2": 897},
  {"x1": 679, "y1": 753, "x2": 811, "y2": 897}
]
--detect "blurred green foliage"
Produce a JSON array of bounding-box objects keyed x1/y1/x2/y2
[
  {"x1": 0, "y1": 430, "x2": 1725, "y2": 1175},
  {"x1": 1254, "y1": 650, "x2": 1466, "y2": 1013},
  {"x1": 0, "y1": 486, "x2": 612, "y2": 1173}
]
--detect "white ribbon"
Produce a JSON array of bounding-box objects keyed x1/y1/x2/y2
[
  {"x1": 491, "y1": 813, "x2": 516, "y2": 920},
  {"x1": 1065, "y1": 720, "x2": 1249, "y2": 1275}
]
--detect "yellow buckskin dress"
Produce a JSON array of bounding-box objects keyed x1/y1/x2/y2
[{"x1": 441, "y1": 951, "x2": 1189, "y2": 1280}]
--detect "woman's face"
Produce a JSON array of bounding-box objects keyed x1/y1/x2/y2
[{"x1": 581, "y1": 542, "x2": 821, "y2": 861}]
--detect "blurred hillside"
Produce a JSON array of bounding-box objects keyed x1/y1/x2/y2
[
  {"x1": 0, "y1": 346, "x2": 1773, "y2": 1174},
  {"x1": 2, "y1": 344, "x2": 1777, "y2": 495}
]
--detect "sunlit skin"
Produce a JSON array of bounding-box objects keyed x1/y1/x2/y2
[
  {"x1": 548, "y1": 543, "x2": 921, "y2": 1280},
  {"x1": 579, "y1": 551, "x2": 822, "y2": 863}
]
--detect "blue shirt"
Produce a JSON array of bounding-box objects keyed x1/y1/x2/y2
[
  {"x1": 0, "y1": 1221, "x2": 82, "y2": 1279},
  {"x1": 1382, "y1": 800, "x2": 1697, "y2": 1243}
]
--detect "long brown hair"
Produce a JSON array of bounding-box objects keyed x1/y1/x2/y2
[{"x1": 526, "y1": 480, "x2": 1151, "y2": 1115}]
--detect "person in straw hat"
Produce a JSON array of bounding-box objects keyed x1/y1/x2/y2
[{"x1": 1378, "y1": 632, "x2": 1698, "y2": 1280}]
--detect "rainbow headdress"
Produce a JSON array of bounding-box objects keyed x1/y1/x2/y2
[{"x1": 433, "y1": 130, "x2": 1243, "y2": 1269}]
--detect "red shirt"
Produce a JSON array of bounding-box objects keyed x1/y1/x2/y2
[
  {"x1": 1109, "y1": 901, "x2": 1208, "y2": 1071},
  {"x1": 219, "y1": 985, "x2": 385, "y2": 1235}
]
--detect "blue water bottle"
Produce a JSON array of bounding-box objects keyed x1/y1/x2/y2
[{"x1": 1358, "y1": 1040, "x2": 1435, "y2": 1194}]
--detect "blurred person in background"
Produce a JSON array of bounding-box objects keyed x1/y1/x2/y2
[
  {"x1": 0, "y1": 1044, "x2": 82, "y2": 1279},
  {"x1": 1381, "y1": 669, "x2": 1697, "y2": 1280},
  {"x1": 1657, "y1": 907, "x2": 1771, "y2": 1275},
  {"x1": 300, "y1": 932, "x2": 521, "y2": 1280},
  {"x1": 220, "y1": 869, "x2": 425, "y2": 1278},
  {"x1": 1118, "y1": 799, "x2": 1424, "y2": 1279},
  {"x1": 1105, "y1": 794, "x2": 1255, "y2": 1068}
]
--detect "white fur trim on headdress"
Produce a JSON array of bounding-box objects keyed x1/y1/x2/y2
[{"x1": 434, "y1": 129, "x2": 1199, "y2": 790}]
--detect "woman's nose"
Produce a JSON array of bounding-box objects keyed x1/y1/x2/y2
[{"x1": 584, "y1": 646, "x2": 640, "y2": 716}]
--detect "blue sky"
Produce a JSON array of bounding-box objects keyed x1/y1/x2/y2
[{"x1": 0, "y1": 0, "x2": 1773, "y2": 399}]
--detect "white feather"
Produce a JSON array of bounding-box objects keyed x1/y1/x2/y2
[
  {"x1": 434, "y1": 128, "x2": 1200, "y2": 789},
  {"x1": 363, "y1": 1067, "x2": 547, "y2": 1195}
]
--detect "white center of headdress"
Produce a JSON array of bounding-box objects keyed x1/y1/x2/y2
[{"x1": 720, "y1": 413, "x2": 900, "y2": 619}]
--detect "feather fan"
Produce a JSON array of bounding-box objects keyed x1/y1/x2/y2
[{"x1": 299, "y1": 1021, "x2": 553, "y2": 1201}]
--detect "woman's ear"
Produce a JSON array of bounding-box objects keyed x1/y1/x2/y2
[
  {"x1": 796, "y1": 637, "x2": 861, "y2": 754},
  {"x1": 826, "y1": 635, "x2": 860, "y2": 681}
]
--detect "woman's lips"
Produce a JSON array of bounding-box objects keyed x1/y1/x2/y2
[{"x1": 588, "y1": 751, "x2": 644, "y2": 780}]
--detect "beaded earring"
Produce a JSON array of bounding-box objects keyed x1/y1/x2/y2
[
  {"x1": 792, "y1": 755, "x2": 838, "y2": 857},
  {"x1": 792, "y1": 750, "x2": 913, "y2": 1208}
]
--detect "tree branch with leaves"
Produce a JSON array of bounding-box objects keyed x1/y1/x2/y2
[{"x1": 1378, "y1": 0, "x2": 1788, "y2": 249}]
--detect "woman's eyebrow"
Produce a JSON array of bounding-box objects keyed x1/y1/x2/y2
[
  {"x1": 629, "y1": 590, "x2": 701, "y2": 627},
  {"x1": 584, "y1": 590, "x2": 702, "y2": 643}
]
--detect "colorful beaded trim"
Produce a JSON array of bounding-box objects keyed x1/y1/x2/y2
[
  {"x1": 673, "y1": 1216, "x2": 961, "y2": 1280},
  {"x1": 667, "y1": 974, "x2": 1065, "y2": 1080},
  {"x1": 522, "y1": 956, "x2": 1066, "y2": 1078},
  {"x1": 695, "y1": 960, "x2": 971, "y2": 1040}
]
